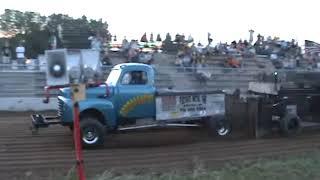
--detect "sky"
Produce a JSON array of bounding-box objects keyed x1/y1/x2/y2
[{"x1": 0, "y1": 0, "x2": 319, "y2": 45}]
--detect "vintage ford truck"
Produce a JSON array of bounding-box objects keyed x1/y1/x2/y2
[{"x1": 32, "y1": 63, "x2": 230, "y2": 147}]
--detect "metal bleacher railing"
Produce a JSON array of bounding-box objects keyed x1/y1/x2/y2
[
  {"x1": 1, "y1": 62, "x2": 316, "y2": 98},
  {"x1": 0, "y1": 63, "x2": 265, "y2": 97}
]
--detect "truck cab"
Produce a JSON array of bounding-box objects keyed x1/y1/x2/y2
[
  {"x1": 32, "y1": 63, "x2": 229, "y2": 147},
  {"x1": 106, "y1": 63, "x2": 156, "y2": 120}
]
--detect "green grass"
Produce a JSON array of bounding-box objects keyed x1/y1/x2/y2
[{"x1": 61, "y1": 151, "x2": 320, "y2": 180}]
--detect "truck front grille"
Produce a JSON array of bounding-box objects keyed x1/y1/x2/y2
[{"x1": 57, "y1": 98, "x2": 63, "y2": 117}]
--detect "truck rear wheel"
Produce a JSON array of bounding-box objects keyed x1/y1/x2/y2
[
  {"x1": 280, "y1": 113, "x2": 302, "y2": 136},
  {"x1": 206, "y1": 115, "x2": 231, "y2": 136},
  {"x1": 80, "y1": 117, "x2": 105, "y2": 148},
  {"x1": 215, "y1": 119, "x2": 231, "y2": 136}
]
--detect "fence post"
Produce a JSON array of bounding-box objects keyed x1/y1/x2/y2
[{"x1": 247, "y1": 96, "x2": 260, "y2": 138}]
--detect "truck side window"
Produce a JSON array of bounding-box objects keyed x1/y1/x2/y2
[{"x1": 121, "y1": 71, "x2": 147, "y2": 85}]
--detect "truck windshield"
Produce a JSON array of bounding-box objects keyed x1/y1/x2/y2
[{"x1": 106, "y1": 69, "x2": 121, "y2": 86}]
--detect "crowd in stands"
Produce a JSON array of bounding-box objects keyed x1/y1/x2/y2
[
  {"x1": 108, "y1": 31, "x2": 320, "y2": 84},
  {"x1": 162, "y1": 32, "x2": 320, "y2": 70},
  {"x1": 2, "y1": 29, "x2": 320, "y2": 72}
]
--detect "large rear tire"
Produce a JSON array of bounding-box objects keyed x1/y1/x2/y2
[
  {"x1": 80, "y1": 117, "x2": 105, "y2": 148},
  {"x1": 206, "y1": 115, "x2": 231, "y2": 136},
  {"x1": 280, "y1": 113, "x2": 302, "y2": 137}
]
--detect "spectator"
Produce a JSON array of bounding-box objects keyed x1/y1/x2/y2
[
  {"x1": 195, "y1": 57, "x2": 211, "y2": 85},
  {"x1": 181, "y1": 34, "x2": 185, "y2": 43},
  {"x1": 207, "y1": 32, "x2": 212, "y2": 45},
  {"x1": 127, "y1": 41, "x2": 140, "y2": 62},
  {"x1": 175, "y1": 34, "x2": 181, "y2": 43},
  {"x1": 49, "y1": 30, "x2": 57, "y2": 50},
  {"x1": 196, "y1": 43, "x2": 204, "y2": 54},
  {"x1": 243, "y1": 40, "x2": 249, "y2": 47},
  {"x1": 190, "y1": 43, "x2": 197, "y2": 52},
  {"x1": 226, "y1": 56, "x2": 241, "y2": 68},
  {"x1": 16, "y1": 42, "x2": 25, "y2": 69},
  {"x1": 164, "y1": 33, "x2": 171, "y2": 42},
  {"x1": 88, "y1": 33, "x2": 102, "y2": 51},
  {"x1": 188, "y1": 35, "x2": 194, "y2": 43},
  {"x1": 150, "y1": 33, "x2": 154, "y2": 42},
  {"x1": 175, "y1": 49, "x2": 183, "y2": 71},
  {"x1": 156, "y1": 34, "x2": 162, "y2": 42},
  {"x1": 182, "y1": 46, "x2": 192, "y2": 67},
  {"x1": 141, "y1": 33, "x2": 148, "y2": 42},
  {"x1": 2, "y1": 40, "x2": 11, "y2": 64},
  {"x1": 121, "y1": 37, "x2": 129, "y2": 49}
]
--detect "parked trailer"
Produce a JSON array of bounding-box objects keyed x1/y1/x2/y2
[{"x1": 31, "y1": 63, "x2": 231, "y2": 148}]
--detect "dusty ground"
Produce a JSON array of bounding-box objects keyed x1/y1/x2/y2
[{"x1": 0, "y1": 112, "x2": 320, "y2": 179}]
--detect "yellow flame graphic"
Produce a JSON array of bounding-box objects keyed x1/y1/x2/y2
[{"x1": 120, "y1": 94, "x2": 154, "y2": 116}]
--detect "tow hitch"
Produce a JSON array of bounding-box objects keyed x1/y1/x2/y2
[{"x1": 30, "y1": 114, "x2": 61, "y2": 134}]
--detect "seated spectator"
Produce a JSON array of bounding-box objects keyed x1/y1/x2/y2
[
  {"x1": 225, "y1": 56, "x2": 241, "y2": 68},
  {"x1": 127, "y1": 43, "x2": 139, "y2": 62},
  {"x1": 196, "y1": 43, "x2": 204, "y2": 54},
  {"x1": 175, "y1": 50, "x2": 184, "y2": 68},
  {"x1": 182, "y1": 55, "x2": 191, "y2": 67},
  {"x1": 175, "y1": 57, "x2": 182, "y2": 66},
  {"x1": 195, "y1": 61, "x2": 211, "y2": 85}
]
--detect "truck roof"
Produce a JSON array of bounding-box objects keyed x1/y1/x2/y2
[{"x1": 112, "y1": 63, "x2": 152, "y2": 70}]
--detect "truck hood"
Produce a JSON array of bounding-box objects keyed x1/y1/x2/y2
[{"x1": 59, "y1": 84, "x2": 114, "y2": 99}]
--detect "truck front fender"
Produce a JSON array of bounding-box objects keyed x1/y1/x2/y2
[{"x1": 79, "y1": 100, "x2": 117, "y2": 129}]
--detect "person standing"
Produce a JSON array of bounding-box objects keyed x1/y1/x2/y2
[
  {"x1": 16, "y1": 42, "x2": 25, "y2": 69},
  {"x1": 50, "y1": 35, "x2": 57, "y2": 50},
  {"x1": 150, "y1": 33, "x2": 154, "y2": 42},
  {"x1": 88, "y1": 33, "x2": 102, "y2": 51},
  {"x1": 140, "y1": 33, "x2": 148, "y2": 43},
  {"x1": 2, "y1": 40, "x2": 11, "y2": 64},
  {"x1": 156, "y1": 34, "x2": 162, "y2": 42}
]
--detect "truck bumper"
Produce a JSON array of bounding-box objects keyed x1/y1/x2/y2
[{"x1": 30, "y1": 114, "x2": 61, "y2": 134}]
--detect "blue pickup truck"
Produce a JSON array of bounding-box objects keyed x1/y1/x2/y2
[{"x1": 32, "y1": 63, "x2": 230, "y2": 147}]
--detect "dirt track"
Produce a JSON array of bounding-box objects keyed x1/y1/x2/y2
[{"x1": 1, "y1": 113, "x2": 320, "y2": 179}]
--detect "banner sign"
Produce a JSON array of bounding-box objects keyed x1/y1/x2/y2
[{"x1": 156, "y1": 93, "x2": 225, "y2": 121}]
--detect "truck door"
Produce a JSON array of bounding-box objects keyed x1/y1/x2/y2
[{"x1": 117, "y1": 70, "x2": 155, "y2": 118}]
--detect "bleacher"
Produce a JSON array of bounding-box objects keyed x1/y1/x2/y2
[
  {"x1": 0, "y1": 52, "x2": 277, "y2": 97},
  {"x1": 152, "y1": 53, "x2": 274, "y2": 92}
]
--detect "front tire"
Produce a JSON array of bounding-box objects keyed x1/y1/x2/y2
[{"x1": 80, "y1": 117, "x2": 105, "y2": 148}]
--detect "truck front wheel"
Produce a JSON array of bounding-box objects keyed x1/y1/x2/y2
[{"x1": 80, "y1": 117, "x2": 105, "y2": 148}]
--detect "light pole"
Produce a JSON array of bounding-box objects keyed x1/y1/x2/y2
[{"x1": 249, "y1": 29, "x2": 254, "y2": 44}]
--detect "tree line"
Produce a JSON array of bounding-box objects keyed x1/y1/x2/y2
[{"x1": 0, "y1": 9, "x2": 110, "y2": 58}]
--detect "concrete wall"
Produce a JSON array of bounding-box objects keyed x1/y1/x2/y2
[{"x1": 0, "y1": 97, "x2": 57, "y2": 111}]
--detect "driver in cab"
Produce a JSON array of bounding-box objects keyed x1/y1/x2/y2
[{"x1": 122, "y1": 71, "x2": 146, "y2": 85}]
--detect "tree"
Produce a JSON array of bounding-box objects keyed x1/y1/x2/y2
[
  {"x1": 0, "y1": 9, "x2": 111, "y2": 57},
  {"x1": 0, "y1": 9, "x2": 44, "y2": 36}
]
